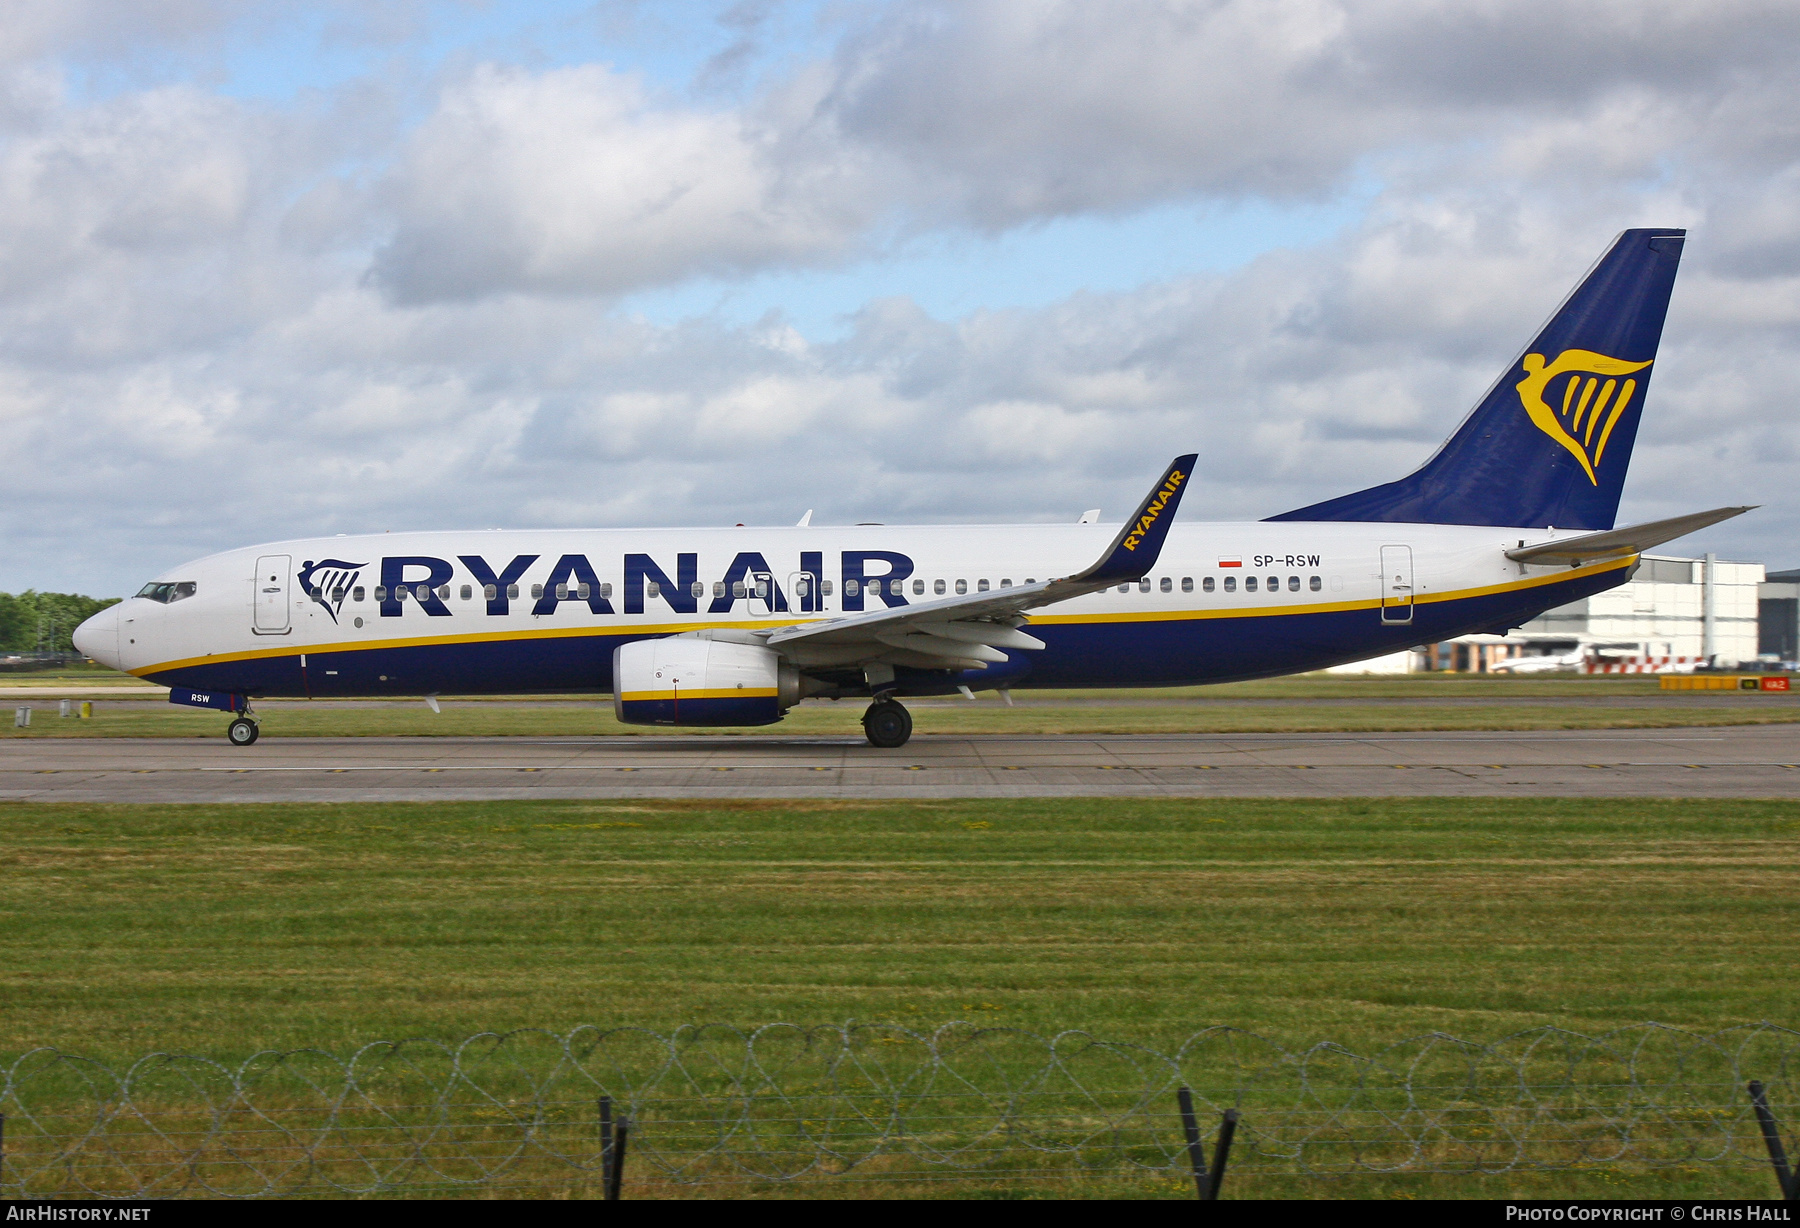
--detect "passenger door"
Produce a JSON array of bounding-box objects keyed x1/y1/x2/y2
[
  {"x1": 1380, "y1": 545, "x2": 1414, "y2": 624},
  {"x1": 253, "y1": 554, "x2": 291, "y2": 634}
]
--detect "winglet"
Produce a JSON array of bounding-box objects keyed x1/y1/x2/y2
[{"x1": 1071, "y1": 455, "x2": 1198, "y2": 584}]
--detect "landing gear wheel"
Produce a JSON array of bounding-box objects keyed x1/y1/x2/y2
[
  {"x1": 862, "y1": 699, "x2": 912, "y2": 749},
  {"x1": 227, "y1": 717, "x2": 260, "y2": 746}
]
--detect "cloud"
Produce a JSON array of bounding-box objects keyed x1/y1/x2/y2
[{"x1": 369, "y1": 62, "x2": 874, "y2": 302}]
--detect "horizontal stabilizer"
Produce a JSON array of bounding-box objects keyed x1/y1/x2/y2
[{"x1": 1505, "y1": 506, "x2": 1755, "y2": 566}]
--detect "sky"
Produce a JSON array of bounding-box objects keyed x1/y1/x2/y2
[{"x1": 3, "y1": 0, "x2": 1798, "y2": 597}]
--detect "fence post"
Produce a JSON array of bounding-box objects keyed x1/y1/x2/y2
[
  {"x1": 1176, "y1": 1087, "x2": 1209, "y2": 1199},
  {"x1": 605, "y1": 1117, "x2": 629, "y2": 1201},
  {"x1": 1205, "y1": 1108, "x2": 1239, "y2": 1201},
  {"x1": 599, "y1": 1096, "x2": 613, "y2": 1194},
  {"x1": 1748, "y1": 1081, "x2": 1796, "y2": 1200}
]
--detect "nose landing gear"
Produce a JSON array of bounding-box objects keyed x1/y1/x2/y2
[{"x1": 862, "y1": 698, "x2": 912, "y2": 748}]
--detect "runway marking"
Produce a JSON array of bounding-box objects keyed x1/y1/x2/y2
[{"x1": 33, "y1": 759, "x2": 1779, "y2": 774}]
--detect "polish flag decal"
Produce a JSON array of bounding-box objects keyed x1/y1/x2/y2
[{"x1": 1217, "y1": 557, "x2": 1242, "y2": 568}]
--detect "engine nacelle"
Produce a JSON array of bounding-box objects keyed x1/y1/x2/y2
[{"x1": 612, "y1": 637, "x2": 798, "y2": 727}]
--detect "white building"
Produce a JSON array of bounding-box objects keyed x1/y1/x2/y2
[
  {"x1": 1410, "y1": 553, "x2": 1765, "y2": 672},
  {"x1": 1515, "y1": 554, "x2": 1763, "y2": 664}
]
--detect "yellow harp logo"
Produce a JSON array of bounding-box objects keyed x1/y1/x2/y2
[{"x1": 1516, "y1": 349, "x2": 1653, "y2": 485}]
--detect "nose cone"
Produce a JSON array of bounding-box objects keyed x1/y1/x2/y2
[{"x1": 73, "y1": 604, "x2": 123, "y2": 671}]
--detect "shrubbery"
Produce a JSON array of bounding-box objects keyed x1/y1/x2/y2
[{"x1": 0, "y1": 591, "x2": 121, "y2": 655}]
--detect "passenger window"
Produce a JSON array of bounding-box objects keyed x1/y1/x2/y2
[
  {"x1": 689, "y1": 581, "x2": 703, "y2": 599},
  {"x1": 353, "y1": 586, "x2": 365, "y2": 602},
  {"x1": 507, "y1": 584, "x2": 519, "y2": 600},
  {"x1": 1000, "y1": 579, "x2": 1012, "y2": 588},
  {"x1": 1025, "y1": 578, "x2": 1035, "y2": 584},
  {"x1": 646, "y1": 581, "x2": 660, "y2": 598},
  {"x1": 1181, "y1": 577, "x2": 1193, "y2": 592},
  {"x1": 1223, "y1": 576, "x2": 1235, "y2": 592},
  {"x1": 1245, "y1": 576, "x2": 1257, "y2": 592},
  {"x1": 846, "y1": 579, "x2": 861, "y2": 597},
  {"x1": 1160, "y1": 577, "x2": 1172, "y2": 593},
  {"x1": 948, "y1": 579, "x2": 962, "y2": 594},
  {"x1": 436, "y1": 585, "x2": 449, "y2": 600},
  {"x1": 821, "y1": 579, "x2": 833, "y2": 595},
  {"x1": 309, "y1": 586, "x2": 323, "y2": 599},
  {"x1": 460, "y1": 584, "x2": 471, "y2": 600},
  {"x1": 531, "y1": 584, "x2": 542, "y2": 599},
  {"x1": 1202, "y1": 577, "x2": 1214, "y2": 593},
  {"x1": 374, "y1": 586, "x2": 388, "y2": 602},
  {"x1": 484, "y1": 585, "x2": 497, "y2": 600},
  {"x1": 934, "y1": 579, "x2": 946, "y2": 595},
  {"x1": 733, "y1": 582, "x2": 746, "y2": 598},
  {"x1": 581, "y1": 584, "x2": 593, "y2": 600},
  {"x1": 1288, "y1": 576, "x2": 1299, "y2": 592},
  {"x1": 1117, "y1": 584, "x2": 1129, "y2": 593},
  {"x1": 394, "y1": 586, "x2": 407, "y2": 602},
  {"x1": 756, "y1": 579, "x2": 770, "y2": 597},
  {"x1": 978, "y1": 579, "x2": 990, "y2": 592},
  {"x1": 913, "y1": 579, "x2": 925, "y2": 595},
  {"x1": 600, "y1": 583, "x2": 612, "y2": 598},
  {"x1": 1266, "y1": 576, "x2": 1277, "y2": 591},
  {"x1": 713, "y1": 582, "x2": 725, "y2": 598},
  {"x1": 331, "y1": 587, "x2": 344, "y2": 603},
  {"x1": 555, "y1": 585, "x2": 568, "y2": 600},
  {"x1": 1138, "y1": 579, "x2": 1150, "y2": 593},
  {"x1": 1309, "y1": 575, "x2": 1321, "y2": 591}
]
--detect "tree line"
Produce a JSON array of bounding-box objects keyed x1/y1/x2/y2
[{"x1": 0, "y1": 591, "x2": 121, "y2": 656}]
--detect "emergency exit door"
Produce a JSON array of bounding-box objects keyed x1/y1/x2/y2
[
  {"x1": 1380, "y1": 545, "x2": 1414, "y2": 624},
  {"x1": 746, "y1": 572, "x2": 776, "y2": 618},
  {"x1": 788, "y1": 570, "x2": 823, "y2": 613},
  {"x1": 254, "y1": 554, "x2": 291, "y2": 633}
]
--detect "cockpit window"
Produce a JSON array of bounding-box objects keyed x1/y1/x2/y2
[{"x1": 135, "y1": 582, "x2": 197, "y2": 604}]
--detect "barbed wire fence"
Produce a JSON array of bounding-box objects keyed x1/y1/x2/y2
[{"x1": 2, "y1": 1022, "x2": 1797, "y2": 1200}]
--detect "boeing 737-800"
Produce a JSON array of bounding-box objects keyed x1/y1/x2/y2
[{"x1": 73, "y1": 228, "x2": 1748, "y2": 748}]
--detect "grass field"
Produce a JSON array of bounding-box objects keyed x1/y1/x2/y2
[
  {"x1": 5, "y1": 671, "x2": 1797, "y2": 738},
  {"x1": 3, "y1": 795, "x2": 1797, "y2": 1197}
]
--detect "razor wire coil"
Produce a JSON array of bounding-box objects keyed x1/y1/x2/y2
[{"x1": 2, "y1": 1021, "x2": 1795, "y2": 1198}]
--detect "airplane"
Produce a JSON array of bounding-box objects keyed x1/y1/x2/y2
[
  {"x1": 1485, "y1": 647, "x2": 1590, "y2": 674},
  {"x1": 74, "y1": 227, "x2": 1752, "y2": 749}
]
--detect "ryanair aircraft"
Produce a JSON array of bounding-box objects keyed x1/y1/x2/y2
[{"x1": 74, "y1": 228, "x2": 1748, "y2": 748}]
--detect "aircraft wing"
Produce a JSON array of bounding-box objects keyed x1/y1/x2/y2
[
  {"x1": 763, "y1": 455, "x2": 1197, "y2": 672},
  {"x1": 1504, "y1": 506, "x2": 1755, "y2": 567}
]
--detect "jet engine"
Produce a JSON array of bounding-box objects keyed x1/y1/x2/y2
[{"x1": 612, "y1": 637, "x2": 801, "y2": 727}]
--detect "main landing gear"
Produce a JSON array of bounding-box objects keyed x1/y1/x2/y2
[
  {"x1": 862, "y1": 698, "x2": 912, "y2": 749},
  {"x1": 227, "y1": 714, "x2": 260, "y2": 746}
]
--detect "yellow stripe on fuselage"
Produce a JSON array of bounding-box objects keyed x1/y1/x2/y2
[
  {"x1": 617, "y1": 688, "x2": 779, "y2": 702},
  {"x1": 132, "y1": 556, "x2": 1634, "y2": 677}
]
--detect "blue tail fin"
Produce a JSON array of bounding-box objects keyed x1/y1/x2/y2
[{"x1": 1268, "y1": 228, "x2": 1686, "y2": 530}]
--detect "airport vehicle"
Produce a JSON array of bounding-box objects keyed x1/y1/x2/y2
[{"x1": 74, "y1": 228, "x2": 1748, "y2": 747}]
